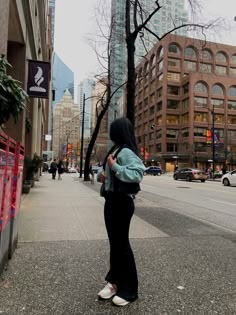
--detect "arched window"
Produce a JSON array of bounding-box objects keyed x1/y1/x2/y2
[
  {"x1": 216, "y1": 52, "x2": 227, "y2": 63},
  {"x1": 150, "y1": 54, "x2": 156, "y2": 67},
  {"x1": 168, "y1": 43, "x2": 180, "y2": 54},
  {"x1": 212, "y1": 84, "x2": 224, "y2": 95},
  {"x1": 194, "y1": 82, "x2": 207, "y2": 94},
  {"x1": 201, "y1": 49, "x2": 212, "y2": 60},
  {"x1": 184, "y1": 46, "x2": 196, "y2": 58},
  {"x1": 231, "y1": 54, "x2": 236, "y2": 64},
  {"x1": 228, "y1": 86, "x2": 236, "y2": 97},
  {"x1": 144, "y1": 62, "x2": 149, "y2": 74},
  {"x1": 158, "y1": 47, "x2": 163, "y2": 59}
]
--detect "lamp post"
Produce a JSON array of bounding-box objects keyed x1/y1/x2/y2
[{"x1": 211, "y1": 104, "x2": 215, "y2": 179}]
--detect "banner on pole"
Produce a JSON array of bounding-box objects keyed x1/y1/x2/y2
[{"x1": 27, "y1": 60, "x2": 50, "y2": 98}]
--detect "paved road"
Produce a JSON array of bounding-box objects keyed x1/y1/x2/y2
[{"x1": 0, "y1": 173, "x2": 235, "y2": 314}]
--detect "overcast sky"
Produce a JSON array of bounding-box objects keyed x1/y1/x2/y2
[{"x1": 54, "y1": 0, "x2": 236, "y2": 86}]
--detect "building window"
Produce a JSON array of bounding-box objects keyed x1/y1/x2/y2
[
  {"x1": 168, "y1": 43, "x2": 180, "y2": 54},
  {"x1": 214, "y1": 114, "x2": 224, "y2": 124},
  {"x1": 166, "y1": 129, "x2": 178, "y2": 138},
  {"x1": 150, "y1": 54, "x2": 156, "y2": 67},
  {"x1": 184, "y1": 61, "x2": 197, "y2": 71},
  {"x1": 228, "y1": 86, "x2": 236, "y2": 97},
  {"x1": 182, "y1": 114, "x2": 189, "y2": 123},
  {"x1": 183, "y1": 84, "x2": 189, "y2": 94},
  {"x1": 167, "y1": 143, "x2": 176, "y2": 152},
  {"x1": 158, "y1": 60, "x2": 163, "y2": 71},
  {"x1": 194, "y1": 112, "x2": 207, "y2": 122},
  {"x1": 230, "y1": 68, "x2": 236, "y2": 77},
  {"x1": 216, "y1": 52, "x2": 227, "y2": 63},
  {"x1": 184, "y1": 46, "x2": 197, "y2": 58},
  {"x1": 182, "y1": 128, "x2": 189, "y2": 137},
  {"x1": 149, "y1": 106, "x2": 155, "y2": 115},
  {"x1": 194, "y1": 127, "x2": 207, "y2": 137},
  {"x1": 167, "y1": 100, "x2": 179, "y2": 110},
  {"x1": 201, "y1": 49, "x2": 212, "y2": 60},
  {"x1": 228, "y1": 100, "x2": 236, "y2": 110},
  {"x1": 168, "y1": 58, "x2": 180, "y2": 67},
  {"x1": 228, "y1": 130, "x2": 236, "y2": 139},
  {"x1": 194, "y1": 82, "x2": 207, "y2": 94},
  {"x1": 156, "y1": 129, "x2": 162, "y2": 139},
  {"x1": 167, "y1": 85, "x2": 180, "y2": 95},
  {"x1": 157, "y1": 88, "x2": 162, "y2": 98},
  {"x1": 215, "y1": 65, "x2": 227, "y2": 75},
  {"x1": 228, "y1": 116, "x2": 236, "y2": 124},
  {"x1": 157, "y1": 73, "x2": 163, "y2": 81},
  {"x1": 156, "y1": 143, "x2": 162, "y2": 152},
  {"x1": 166, "y1": 115, "x2": 179, "y2": 124},
  {"x1": 195, "y1": 142, "x2": 208, "y2": 152},
  {"x1": 167, "y1": 72, "x2": 181, "y2": 82},
  {"x1": 194, "y1": 97, "x2": 207, "y2": 108},
  {"x1": 231, "y1": 54, "x2": 236, "y2": 64},
  {"x1": 158, "y1": 47, "x2": 163, "y2": 59},
  {"x1": 144, "y1": 98, "x2": 148, "y2": 107},
  {"x1": 183, "y1": 98, "x2": 189, "y2": 109},
  {"x1": 212, "y1": 84, "x2": 224, "y2": 96},
  {"x1": 211, "y1": 99, "x2": 224, "y2": 108},
  {"x1": 157, "y1": 101, "x2": 162, "y2": 111},
  {"x1": 199, "y1": 63, "x2": 212, "y2": 73}
]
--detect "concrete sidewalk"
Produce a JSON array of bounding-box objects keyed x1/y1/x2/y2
[{"x1": 0, "y1": 173, "x2": 235, "y2": 314}]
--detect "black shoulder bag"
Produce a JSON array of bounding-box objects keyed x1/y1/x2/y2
[{"x1": 112, "y1": 146, "x2": 141, "y2": 195}]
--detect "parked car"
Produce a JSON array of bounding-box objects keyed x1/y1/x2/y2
[
  {"x1": 173, "y1": 168, "x2": 208, "y2": 182},
  {"x1": 144, "y1": 166, "x2": 162, "y2": 176},
  {"x1": 213, "y1": 170, "x2": 228, "y2": 179},
  {"x1": 68, "y1": 167, "x2": 77, "y2": 173},
  {"x1": 221, "y1": 169, "x2": 236, "y2": 186}
]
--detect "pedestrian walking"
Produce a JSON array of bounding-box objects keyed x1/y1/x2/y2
[
  {"x1": 50, "y1": 159, "x2": 57, "y2": 180},
  {"x1": 97, "y1": 117, "x2": 145, "y2": 307},
  {"x1": 57, "y1": 160, "x2": 64, "y2": 180}
]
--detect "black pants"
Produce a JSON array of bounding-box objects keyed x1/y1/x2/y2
[{"x1": 104, "y1": 193, "x2": 138, "y2": 301}]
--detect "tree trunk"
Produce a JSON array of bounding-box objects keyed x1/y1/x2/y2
[{"x1": 126, "y1": 35, "x2": 136, "y2": 126}]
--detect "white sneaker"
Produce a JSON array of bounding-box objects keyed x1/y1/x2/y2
[
  {"x1": 98, "y1": 282, "x2": 117, "y2": 299},
  {"x1": 112, "y1": 295, "x2": 130, "y2": 306}
]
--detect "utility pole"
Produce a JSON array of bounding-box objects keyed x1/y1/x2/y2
[
  {"x1": 212, "y1": 105, "x2": 215, "y2": 180},
  {"x1": 79, "y1": 93, "x2": 85, "y2": 178}
]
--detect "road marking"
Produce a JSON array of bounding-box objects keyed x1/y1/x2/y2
[{"x1": 209, "y1": 199, "x2": 236, "y2": 206}]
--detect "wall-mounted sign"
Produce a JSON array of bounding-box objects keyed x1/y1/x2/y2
[
  {"x1": 45, "y1": 135, "x2": 52, "y2": 141},
  {"x1": 27, "y1": 60, "x2": 50, "y2": 98}
]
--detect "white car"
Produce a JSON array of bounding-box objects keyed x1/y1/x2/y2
[
  {"x1": 221, "y1": 169, "x2": 236, "y2": 186},
  {"x1": 68, "y1": 167, "x2": 77, "y2": 173}
]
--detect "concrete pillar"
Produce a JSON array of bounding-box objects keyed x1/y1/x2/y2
[{"x1": 0, "y1": 0, "x2": 10, "y2": 56}]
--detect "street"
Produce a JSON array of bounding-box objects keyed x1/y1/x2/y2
[{"x1": 139, "y1": 175, "x2": 236, "y2": 234}]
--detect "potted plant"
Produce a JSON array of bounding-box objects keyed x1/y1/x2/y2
[
  {"x1": 0, "y1": 55, "x2": 28, "y2": 127},
  {"x1": 23, "y1": 153, "x2": 43, "y2": 188}
]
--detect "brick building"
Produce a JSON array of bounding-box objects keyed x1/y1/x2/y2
[{"x1": 135, "y1": 34, "x2": 236, "y2": 172}]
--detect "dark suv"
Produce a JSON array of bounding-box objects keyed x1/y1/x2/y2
[
  {"x1": 173, "y1": 168, "x2": 208, "y2": 182},
  {"x1": 144, "y1": 166, "x2": 162, "y2": 176}
]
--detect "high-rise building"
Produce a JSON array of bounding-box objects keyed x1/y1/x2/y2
[
  {"x1": 110, "y1": 0, "x2": 189, "y2": 122},
  {"x1": 48, "y1": 0, "x2": 56, "y2": 46},
  {"x1": 134, "y1": 34, "x2": 236, "y2": 172},
  {"x1": 77, "y1": 79, "x2": 95, "y2": 138},
  {"x1": 52, "y1": 89, "x2": 80, "y2": 161},
  {"x1": 52, "y1": 53, "x2": 74, "y2": 106}
]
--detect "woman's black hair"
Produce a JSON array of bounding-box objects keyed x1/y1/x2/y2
[{"x1": 109, "y1": 117, "x2": 139, "y2": 155}]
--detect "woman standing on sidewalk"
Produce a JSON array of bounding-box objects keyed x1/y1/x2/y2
[{"x1": 97, "y1": 117, "x2": 145, "y2": 307}]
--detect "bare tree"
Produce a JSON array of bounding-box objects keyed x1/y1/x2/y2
[{"x1": 125, "y1": 0, "x2": 222, "y2": 126}]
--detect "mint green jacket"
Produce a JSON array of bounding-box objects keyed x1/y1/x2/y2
[{"x1": 97, "y1": 148, "x2": 146, "y2": 193}]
